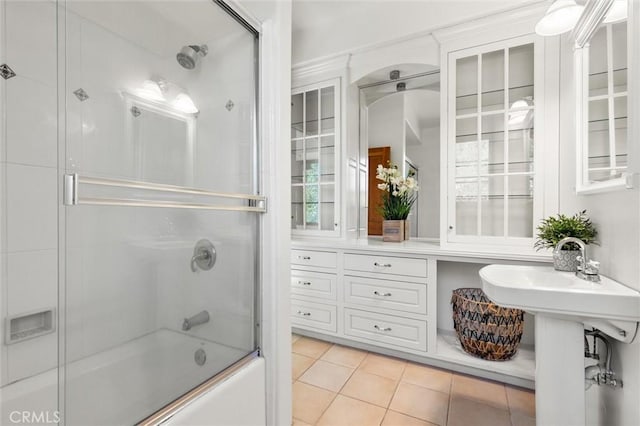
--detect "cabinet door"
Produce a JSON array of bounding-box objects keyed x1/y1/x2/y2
[
  {"x1": 291, "y1": 79, "x2": 340, "y2": 236},
  {"x1": 447, "y1": 35, "x2": 541, "y2": 248}
]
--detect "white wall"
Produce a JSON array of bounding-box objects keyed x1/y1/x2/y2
[
  {"x1": 240, "y1": 1, "x2": 294, "y2": 425},
  {"x1": 407, "y1": 127, "x2": 440, "y2": 239},
  {"x1": 368, "y1": 93, "x2": 405, "y2": 172},
  {"x1": 557, "y1": 34, "x2": 640, "y2": 426}
]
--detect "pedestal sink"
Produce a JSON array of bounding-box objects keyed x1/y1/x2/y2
[{"x1": 479, "y1": 265, "x2": 640, "y2": 426}]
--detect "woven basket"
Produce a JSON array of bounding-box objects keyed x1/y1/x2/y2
[{"x1": 451, "y1": 288, "x2": 525, "y2": 361}]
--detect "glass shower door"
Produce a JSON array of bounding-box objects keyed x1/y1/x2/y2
[{"x1": 59, "y1": 1, "x2": 260, "y2": 424}]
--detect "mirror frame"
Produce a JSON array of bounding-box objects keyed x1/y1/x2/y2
[
  {"x1": 123, "y1": 92, "x2": 197, "y2": 186},
  {"x1": 574, "y1": 0, "x2": 632, "y2": 194}
]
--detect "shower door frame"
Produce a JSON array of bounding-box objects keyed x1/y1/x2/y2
[{"x1": 56, "y1": 0, "x2": 265, "y2": 424}]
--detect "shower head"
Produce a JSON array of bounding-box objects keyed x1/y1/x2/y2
[{"x1": 176, "y1": 44, "x2": 208, "y2": 70}]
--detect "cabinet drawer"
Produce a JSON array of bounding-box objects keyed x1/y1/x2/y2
[
  {"x1": 291, "y1": 250, "x2": 337, "y2": 269},
  {"x1": 291, "y1": 271, "x2": 337, "y2": 300},
  {"x1": 344, "y1": 308, "x2": 427, "y2": 352},
  {"x1": 291, "y1": 300, "x2": 337, "y2": 333},
  {"x1": 344, "y1": 254, "x2": 427, "y2": 278},
  {"x1": 344, "y1": 276, "x2": 427, "y2": 314}
]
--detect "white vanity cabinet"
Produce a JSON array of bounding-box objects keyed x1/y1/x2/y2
[
  {"x1": 342, "y1": 253, "x2": 434, "y2": 354},
  {"x1": 290, "y1": 243, "x2": 539, "y2": 389},
  {"x1": 290, "y1": 249, "x2": 437, "y2": 356},
  {"x1": 290, "y1": 250, "x2": 339, "y2": 334}
]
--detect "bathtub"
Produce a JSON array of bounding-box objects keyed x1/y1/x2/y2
[{"x1": 1, "y1": 329, "x2": 264, "y2": 425}]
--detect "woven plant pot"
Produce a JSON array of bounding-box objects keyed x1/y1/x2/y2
[
  {"x1": 553, "y1": 249, "x2": 581, "y2": 272},
  {"x1": 451, "y1": 288, "x2": 525, "y2": 361}
]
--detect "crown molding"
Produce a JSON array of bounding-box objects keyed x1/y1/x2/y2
[
  {"x1": 292, "y1": 54, "x2": 350, "y2": 85},
  {"x1": 432, "y1": 2, "x2": 549, "y2": 46}
]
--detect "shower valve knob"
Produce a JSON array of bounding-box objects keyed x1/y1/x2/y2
[{"x1": 191, "y1": 239, "x2": 216, "y2": 272}]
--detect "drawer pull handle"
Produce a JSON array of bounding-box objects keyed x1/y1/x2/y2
[
  {"x1": 373, "y1": 291, "x2": 392, "y2": 297},
  {"x1": 299, "y1": 256, "x2": 311, "y2": 260},
  {"x1": 374, "y1": 262, "x2": 392, "y2": 268},
  {"x1": 299, "y1": 281, "x2": 312, "y2": 286},
  {"x1": 297, "y1": 310, "x2": 311, "y2": 316},
  {"x1": 374, "y1": 325, "x2": 392, "y2": 332}
]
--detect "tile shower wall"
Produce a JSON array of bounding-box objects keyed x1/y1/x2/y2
[{"x1": 0, "y1": 0, "x2": 59, "y2": 386}]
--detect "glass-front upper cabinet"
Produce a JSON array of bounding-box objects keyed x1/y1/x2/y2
[
  {"x1": 446, "y1": 35, "x2": 541, "y2": 249},
  {"x1": 575, "y1": 20, "x2": 629, "y2": 193},
  {"x1": 291, "y1": 79, "x2": 340, "y2": 236}
]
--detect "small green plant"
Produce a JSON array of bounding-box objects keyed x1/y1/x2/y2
[{"x1": 534, "y1": 210, "x2": 598, "y2": 251}]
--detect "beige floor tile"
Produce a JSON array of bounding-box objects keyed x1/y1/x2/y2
[
  {"x1": 389, "y1": 382, "x2": 449, "y2": 425},
  {"x1": 359, "y1": 353, "x2": 407, "y2": 380},
  {"x1": 447, "y1": 396, "x2": 511, "y2": 426},
  {"x1": 506, "y1": 386, "x2": 536, "y2": 417},
  {"x1": 450, "y1": 373, "x2": 508, "y2": 410},
  {"x1": 510, "y1": 411, "x2": 536, "y2": 426},
  {"x1": 321, "y1": 344, "x2": 368, "y2": 368},
  {"x1": 382, "y1": 410, "x2": 438, "y2": 426},
  {"x1": 292, "y1": 334, "x2": 301, "y2": 344},
  {"x1": 292, "y1": 418, "x2": 313, "y2": 426},
  {"x1": 292, "y1": 381, "x2": 336, "y2": 425},
  {"x1": 341, "y1": 369, "x2": 398, "y2": 408},
  {"x1": 401, "y1": 363, "x2": 452, "y2": 394},
  {"x1": 292, "y1": 353, "x2": 315, "y2": 380},
  {"x1": 317, "y1": 395, "x2": 387, "y2": 426},
  {"x1": 292, "y1": 337, "x2": 332, "y2": 359},
  {"x1": 299, "y1": 359, "x2": 355, "y2": 392}
]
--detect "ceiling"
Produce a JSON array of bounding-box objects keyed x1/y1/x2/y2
[
  {"x1": 292, "y1": 0, "x2": 546, "y2": 63},
  {"x1": 66, "y1": 1, "x2": 249, "y2": 58}
]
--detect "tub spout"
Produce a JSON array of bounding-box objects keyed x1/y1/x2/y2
[{"x1": 182, "y1": 310, "x2": 210, "y2": 331}]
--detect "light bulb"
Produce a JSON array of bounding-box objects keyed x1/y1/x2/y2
[
  {"x1": 137, "y1": 80, "x2": 165, "y2": 101},
  {"x1": 535, "y1": 0, "x2": 584, "y2": 36},
  {"x1": 173, "y1": 93, "x2": 199, "y2": 114}
]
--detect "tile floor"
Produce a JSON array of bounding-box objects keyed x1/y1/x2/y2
[{"x1": 292, "y1": 335, "x2": 535, "y2": 426}]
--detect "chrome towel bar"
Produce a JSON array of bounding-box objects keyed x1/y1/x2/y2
[{"x1": 63, "y1": 174, "x2": 267, "y2": 213}]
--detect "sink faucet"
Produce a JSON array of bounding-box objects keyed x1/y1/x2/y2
[{"x1": 553, "y1": 237, "x2": 600, "y2": 282}]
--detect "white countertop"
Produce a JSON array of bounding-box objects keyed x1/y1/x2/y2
[{"x1": 292, "y1": 237, "x2": 553, "y2": 264}]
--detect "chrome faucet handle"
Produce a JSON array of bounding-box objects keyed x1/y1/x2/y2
[{"x1": 585, "y1": 260, "x2": 600, "y2": 275}]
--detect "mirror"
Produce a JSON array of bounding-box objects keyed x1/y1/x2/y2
[
  {"x1": 575, "y1": 2, "x2": 629, "y2": 194},
  {"x1": 124, "y1": 93, "x2": 197, "y2": 187},
  {"x1": 358, "y1": 65, "x2": 440, "y2": 239}
]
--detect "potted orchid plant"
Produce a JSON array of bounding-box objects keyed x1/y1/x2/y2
[{"x1": 376, "y1": 164, "x2": 419, "y2": 242}]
